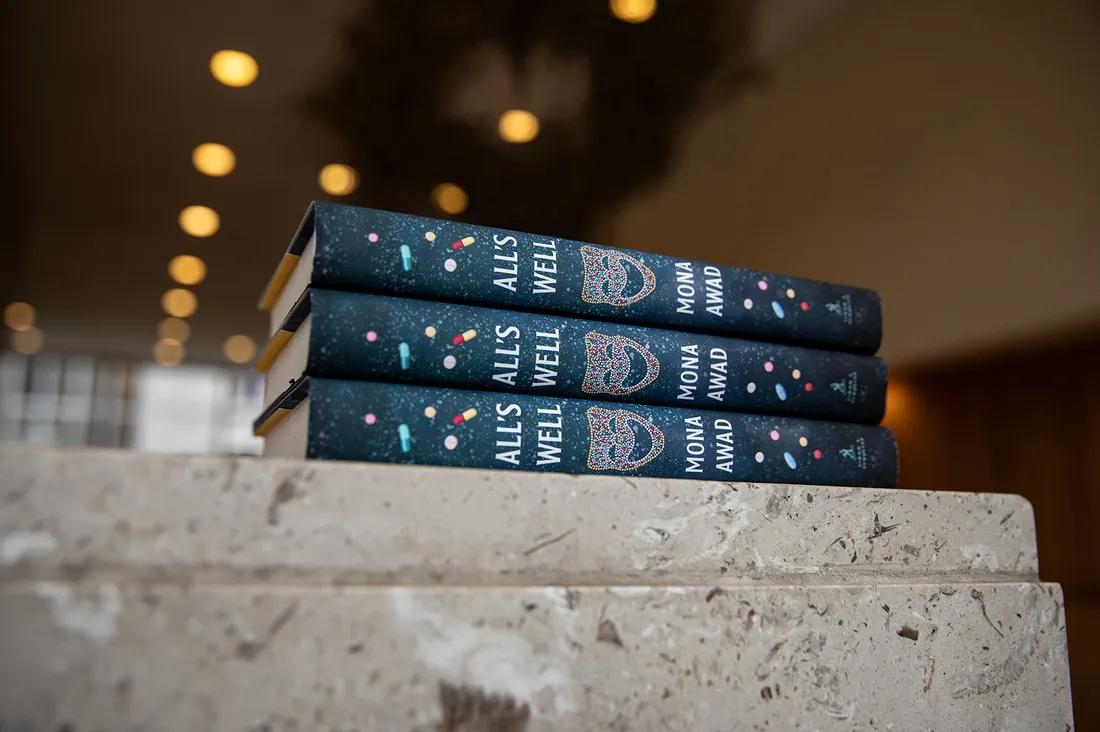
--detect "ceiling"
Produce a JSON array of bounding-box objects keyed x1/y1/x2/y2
[
  {"x1": 610, "y1": 0, "x2": 1100, "y2": 365},
  {"x1": 2, "y1": 0, "x2": 364, "y2": 362},
  {"x1": 2, "y1": 0, "x2": 1097, "y2": 368}
]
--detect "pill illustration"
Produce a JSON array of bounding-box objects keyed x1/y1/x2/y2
[
  {"x1": 452, "y1": 329, "x2": 477, "y2": 345},
  {"x1": 453, "y1": 408, "x2": 478, "y2": 425}
]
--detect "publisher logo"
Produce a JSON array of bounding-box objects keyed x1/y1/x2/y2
[
  {"x1": 586, "y1": 406, "x2": 665, "y2": 471},
  {"x1": 582, "y1": 332, "x2": 660, "y2": 396},
  {"x1": 579, "y1": 246, "x2": 656, "y2": 306},
  {"x1": 839, "y1": 436, "x2": 868, "y2": 469}
]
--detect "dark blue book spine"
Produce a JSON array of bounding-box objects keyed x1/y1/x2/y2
[
  {"x1": 297, "y1": 290, "x2": 888, "y2": 424},
  {"x1": 267, "y1": 202, "x2": 883, "y2": 354},
  {"x1": 295, "y1": 379, "x2": 898, "y2": 487}
]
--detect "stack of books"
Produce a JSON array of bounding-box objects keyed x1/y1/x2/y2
[{"x1": 254, "y1": 202, "x2": 898, "y2": 488}]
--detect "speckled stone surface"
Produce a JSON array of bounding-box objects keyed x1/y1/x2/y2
[
  {"x1": 0, "y1": 446, "x2": 1075, "y2": 730},
  {"x1": 0, "y1": 446, "x2": 1036, "y2": 586}
]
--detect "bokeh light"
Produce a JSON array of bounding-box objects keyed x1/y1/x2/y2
[
  {"x1": 223, "y1": 335, "x2": 256, "y2": 364},
  {"x1": 152, "y1": 338, "x2": 185, "y2": 367},
  {"x1": 157, "y1": 317, "x2": 191, "y2": 343},
  {"x1": 168, "y1": 255, "x2": 206, "y2": 286},
  {"x1": 498, "y1": 110, "x2": 540, "y2": 143},
  {"x1": 192, "y1": 143, "x2": 236, "y2": 176},
  {"x1": 432, "y1": 182, "x2": 468, "y2": 214},
  {"x1": 178, "y1": 206, "x2": 220, "y2": 237},
  {"x1": 3, "y1": 302, "x2": 35, "y2": 332},
  {"x1": 318, "y1": 164, "x2": 359, "y2": 196},
  {"x1": 161, "y1": 289, "x2": 197, "y2": 318},
  {"x1": 210, "y1": 50, "x2": 258, "y2": 88},
  {"x1": 610, "y1": 0, "x2": 657, "y2": 23},
  {"x1": 10, "y1": 327, "x2": 43, "y2": 355}
]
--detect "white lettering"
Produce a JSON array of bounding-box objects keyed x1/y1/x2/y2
[
  {"x1": 675, "y1": 262, "x2": 695, "y2": 314},
  {"x1": 535, "y1": 405, "x2": 563, "y2": 465},
  {"x1": 703, "y1": 265, "x2": 724, "y2": 316}
]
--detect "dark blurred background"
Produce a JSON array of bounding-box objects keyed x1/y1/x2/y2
[{"x1": 0, "y1": 0, "x2": 1097, "y2": 724}]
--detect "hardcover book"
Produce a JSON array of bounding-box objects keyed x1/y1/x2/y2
[
  {"x1": 260, "y1": 288, "x2": 888, "y2": 424},
  {"x1": 256, "y1": 378, "x2": 899, "y2": 488},
  {"x1": 259, "y1": 202, "x2": 883, "y2": 355}
]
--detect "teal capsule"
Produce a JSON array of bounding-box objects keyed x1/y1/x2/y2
[
  {"x1": 400, "y1": 244, "x2": 412, "y2": 271},
  {"x1": 398, "y1": 423, "x2": 411, "y2": 453},
  {"x1": 398, "y1": 342, "x2": 411, "y2": 369}
]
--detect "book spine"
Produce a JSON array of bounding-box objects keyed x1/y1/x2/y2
[
  {"x1": 305, "y1": 379, "x2": 899, "y2": 488},
  {"x1": 310, "y1": 203, "x2": 883, "y2": 354},
  {"x1": 307, "y1": 290, "x2": 888, "y2": 424}
]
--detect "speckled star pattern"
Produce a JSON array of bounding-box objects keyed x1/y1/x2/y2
[
  {"x1": 284, "y1": 202, "x2": 882, "y2": 355},
  {"x1": 300, "y1": 289, "x2": 888, "y2": 424},
  {"x1": 304, "y1": 378, "x2": 899, "y2": 488}
]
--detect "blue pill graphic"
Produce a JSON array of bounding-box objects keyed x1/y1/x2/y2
[
  {"x1": 771, "y1": 301, "x2": 786, "y2": 319},
  {"x1": 398, "y1": 342, "x2": 411, "y2": 369},
  {"x1": 398, "y1": 424, "x2": 412, "y2": 452},
  {"x1": 783, "y1": 451, "x2": 797, "y2": 469},
  {"x1": 400, "y1": 244, "x2": 412, "y2": 271},
  {"x1": 775, "y1": 384, "x2": 787, "y2": 401}
]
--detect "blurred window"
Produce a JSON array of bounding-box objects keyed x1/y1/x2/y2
[{"x1": 0, "y1": 351, "x2": 263, "y2": 455}]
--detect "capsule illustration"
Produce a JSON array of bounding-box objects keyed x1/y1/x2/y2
[
  {"x1": 398, "y1": 424, "x2": 412, "y2": 452},
  {"x1": 398, "y1": 342, "x2": 411, "y2": 369},
  {"x1": 452, "y1": 329, "x2": 477, "y2": 345},
  {"x1": 451, "y1": 236, "x2": 475, "y2": 250},
  {"x1": 400, "y1": 244, "x2": 412, "y2": 271},
  {"x1": 452, "y1": 408, "x2": 478, "y2": 425}
]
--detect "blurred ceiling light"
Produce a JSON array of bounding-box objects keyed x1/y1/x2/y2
[
  {"x1": 157, "y1": 317, "x2": 191, "y2": 343},
  {"x1": 223, "y1": 334, "x2": 256, "y2": 364},
  {"x1": 210, "y1": 50, "x2": 259, "y2": 88},
  {"x1": 168, "y1": 255, "x2": 207, "y2": 286},
  {"x1": 3, "y1": 302, "x2": 35, "y2": 332},
  {"x1": 610, "y1": 0, "x2": 656, "y2": 23},
  {"x1": 498, "y1": 109, "x2": 540, "y2": 143},
  {"x1": 161, "y1": 289, "x2": 197, "y2": 318},
  {"x1": 431, "y1": 182, "x2": 468, "y2": 215},
  {"x1": 318, "y1": 164, "x2": 359, "y2": 196},
  {"x1": 192, "y1": 143, "x2": 236, "y2": 176},
  {"x1": 179, "y1": 205, "x2": 220, "y2": 237},
  {"x1": 153, "y1": 338, "x2": 185, "y2": 367},
  {"x1": 10, "y1": 327, "x2": 43, "y2": 355}
]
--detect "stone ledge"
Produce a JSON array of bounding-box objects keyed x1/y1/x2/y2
[
  {"x1": 0, "y1": 446, "x2": 1038, "y2": 586},
  {"x1": 0, "y1": 581, "x2": 1072, "y2": 732}
]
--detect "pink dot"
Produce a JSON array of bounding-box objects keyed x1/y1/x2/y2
[
  {"x1": 769, "y1": 430, "x2": 780, "y2": 441},
  {"x1": 364, "y1": 413, "x2": 376, "y2": 425},
  {"x1": 757, "y1": 280, "x2": 768, "y2": 291},
  {"x1": 368, "y1": 232, "x2": 379, "y2": 243},
  {"x1": 813, "y1": 449, "x2": 822, "y2": 459},
  {"x1": 804, "y1": 382, "x2": 813, "y2": 392},
  {"x1": 800, "y1": 302, "x2": 809, "y2": 311},
  {"x1": 366, "y1": 331, "x2": 378, "y2": 342},
  {"x1": 764, "y1": 361, "x2": 774, "y2": 372}
]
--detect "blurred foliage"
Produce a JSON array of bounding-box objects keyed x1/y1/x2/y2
[{"x1": 308, "y1": 0, "x2": 761, "y2": 239}]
